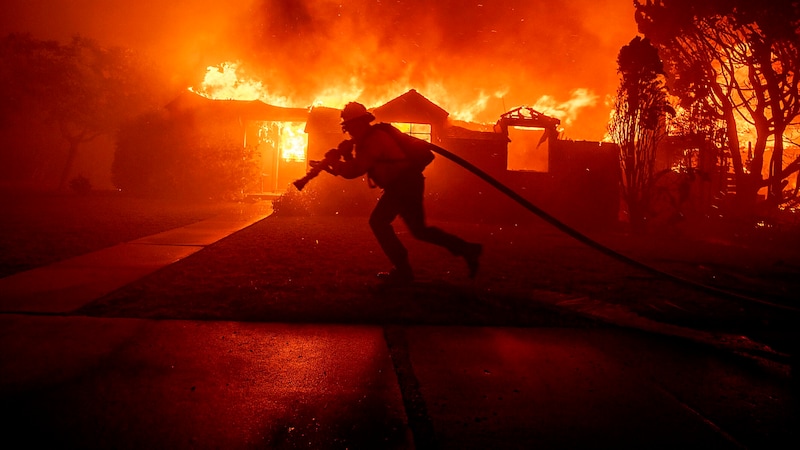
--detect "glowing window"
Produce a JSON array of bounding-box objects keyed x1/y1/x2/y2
[
  {"x1": 279, "y1": 122, "x2": 307, "y2": 162},
  {"x1": 507, "y1": 126, "x2": 548, "y2": 172},
  {"x1": 392, "y1": 122, "x2": 432, "y2": 142},
  {"x1": 257, "y1": 121, "x2": 307, "y2": 162}
]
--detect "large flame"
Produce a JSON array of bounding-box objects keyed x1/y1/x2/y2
[
  {"x1": 188, "y1": 59, "x2": 609, "y2": 172},
  {"x1": 5, "y1": 0, "x2": 641, "y2": 141},
  {"x1": 190, "y1": 61, "x2": 599, "y2": 130},
  {"x1": 190, "y1": 62, "x2": 307, "y2": 163},
  {"x1": 188, "y1": 61, "x2": 290, "y2": 105},
  {"x1": 278, "y1": 122, "x2": 307, "y2": 162}
]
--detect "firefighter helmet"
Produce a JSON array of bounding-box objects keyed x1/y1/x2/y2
[{"x1": 341, "y1": 102, "x2": 375, "y2": 125}]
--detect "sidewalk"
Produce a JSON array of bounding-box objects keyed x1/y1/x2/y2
[
  {"x1": 0, "y1": 202, "x2": 272, "y2": 314},
  {"x1": 0, "y1": 203, "x2": 795, "y2": 448}
]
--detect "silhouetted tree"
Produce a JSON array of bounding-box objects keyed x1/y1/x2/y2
[
  {"x1": 0, "y1": 34, "x2": 164, "y2": 189},
  {"x1": 635, "y1": 0, "x2": 800, "y2": 214},
  {"x1": 608, "y1": 36, "x2": 674, "y2": 231}
]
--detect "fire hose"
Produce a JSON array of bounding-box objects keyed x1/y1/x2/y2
[
  {"x1": 293, "y1": 142, "x2": 354, "y2": 191},
  {"x1": 427, "y1": 143, "x2": 800, "y2": 314},
  {"x1": 294, "y1": 143, "x2": 800, "y2": 315}
]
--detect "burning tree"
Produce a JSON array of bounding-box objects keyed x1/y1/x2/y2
[
  {"x1": 608, "y1": 36, "x2": 674, "y2": 231},
  {"x1": 635, "y1": 0, "x2": 800, "y2": 217}
]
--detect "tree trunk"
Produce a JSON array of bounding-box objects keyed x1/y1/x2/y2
[
  {"x1": 769, "y1": 125, "x2": 786, "y2": 202},
  {"x1": 58, "y1": 141, "x2": 79, "y2": 190}
]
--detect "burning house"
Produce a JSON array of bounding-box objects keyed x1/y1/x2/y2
[
  {"x1": 304, "y1": 89, "x2": 619, "y2": 228},
  {"x1": 165, "y1": 91, "x2": 310, "y2": 194},
  {"x1": 168, "y1": 88, "x2": 620, "y2": 228}
]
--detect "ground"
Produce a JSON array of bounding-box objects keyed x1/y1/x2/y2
[{"x1": 2, "y1": 188, "x2": 799, "y2": 359}]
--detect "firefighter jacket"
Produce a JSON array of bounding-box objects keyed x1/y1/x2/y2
[{"x1": 330, "y1": 125, "x2": 414, "y2": 189}]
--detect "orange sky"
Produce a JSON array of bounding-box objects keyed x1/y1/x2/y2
[{"x1": 2, "y1": 0, "x2": 639, "y2": 141}]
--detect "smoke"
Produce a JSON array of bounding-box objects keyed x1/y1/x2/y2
[
  {"x1": 228, "y1": 0, "x2": 637, "y2": 138},
  {"x1": 1, "y1": 0, "x2": 257, "y2": 88},
  {"x1": 1, "y1": 0, "x2": 637, "y2": 140}
]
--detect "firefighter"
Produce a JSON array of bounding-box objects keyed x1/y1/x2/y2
[{"x1": 323, "y1": 101, "x2": 482, "y2": 285}]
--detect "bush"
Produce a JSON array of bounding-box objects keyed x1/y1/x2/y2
[
  {"x1": 272, "y1": 184, "x2": 320, "y2": 216},
  {"x1": 69, "y1": 175, "x2": 92, "y2": 195},
  {"x1": 113, "y1": 111, "x2": 258, "y2": 200},
  {"x1": 272, "y1": 173, "x2": 377, "y2": 217}
]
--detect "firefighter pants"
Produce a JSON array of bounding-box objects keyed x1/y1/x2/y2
[{"x1": 369, "y1": 172, "x2": 472, "y2": 272}]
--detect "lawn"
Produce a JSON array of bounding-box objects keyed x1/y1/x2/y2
[
  {"x1": 2, "y1": 186, "x2": 798, "y2": 355},
  {"x1": 0, "y1": 188, "x2": 244, "y2": 278}
]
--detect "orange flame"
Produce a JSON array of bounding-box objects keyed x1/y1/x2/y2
[
  {"x1": 189, "y1": 61, "x2": 291, "y2": 105},
  {"x1": 190, "y1": 62, "x2": 307, "y2": 163},
  {"x1": 189, "y1": 61, "x2": 600, "y2": 129}
]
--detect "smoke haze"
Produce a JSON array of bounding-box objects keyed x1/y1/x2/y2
[{"x1": 2, "y1": 0, "x2": 638, "y2": 140}]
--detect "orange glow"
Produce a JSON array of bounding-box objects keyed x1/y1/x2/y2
[
  {"x1": 2, "y1": 1, "x2": 642, "y2": 142},
  {"x1": 278, "y1": 123, "x2": 307, "y2": 162},
  {"x1": 531, "y1": 89, "x2": 599, "y2": 132},
  {"x1": 189, "y1": 60, "x2": 602, "y2": 133},
  {"x1": 189, "y1": 62, "x2": 290, "y2": 106},
  {"x1": 186, "y1": 58, "x2": 609, "y2": 173},
  {"x1": 191, "y1": 63, "x2": 306, "y2": 163},
  {"x1": 254, "y1": 121, "x2": 307, "y2": 163}
]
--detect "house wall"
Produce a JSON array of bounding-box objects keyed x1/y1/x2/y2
[
  {"x1": 425, "y1": 137, "x2": 620, "y2": 229},
  {"x1": 301, "y1": 103, "x2": 620, "y2": 228},
  {"x1": 426, "y1": 136, "x2": 521, "y2": 223}
]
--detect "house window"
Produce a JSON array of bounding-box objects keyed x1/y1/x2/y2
[
  {"x1": 392, "y1": 122, "x2": 432, "y2": 142},
  {"x1": 507, "y1": 126, "x2": 548, "y2": 172}
]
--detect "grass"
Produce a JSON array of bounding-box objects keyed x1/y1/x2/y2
[
  {"x1": 0, "y1": 188, "x2": 244, "y2": 278},
  {"x1": 2, "y1": 187, "x2": 798, "y2": 354}
]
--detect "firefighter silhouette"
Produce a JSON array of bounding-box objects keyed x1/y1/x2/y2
[{"x1": 324, "y1": 102, "x2": 482, "y2": 284}]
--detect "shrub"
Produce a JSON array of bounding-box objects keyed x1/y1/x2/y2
[
  {"x1": 113, "y1": 111, "x2": 258, "y2": 200},
  {"x1": 68, "y1": 175, "x2": 93, "y2": 195},
  {"x1": 272, "y1": 174, "x2": 377, "y2": 217}
]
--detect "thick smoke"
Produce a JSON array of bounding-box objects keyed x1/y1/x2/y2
[
  {"x1": 229, "y1": 0, "x2": 636, "y2": 138},
  {"x1": 2, "y1": 0, "x2": 637, "y2": 140}
]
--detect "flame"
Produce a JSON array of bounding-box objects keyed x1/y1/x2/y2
[
  {"x1": 531, "y1": 88, "x2": 598, "y2": 129},
  {"x1": 188, "y1": 60, "x2": 613, "y2": 170},
  {"x1": 191, "y1": 62, "x2": 306, "y2": 163},
  {"x1": 190, "y1": 61, "x2": 599, "y2": 128},
  {"x1": 279, "y1": 122, "x2": 307, "y2": 162},
  {"x1": 425, "y1": 87, "x2": 508, "y2": 123},
  {"x1": 188, "y1": 62, "x2": 258, "y2": 100},
  {"x1": 189, "y1": 61, "x2": 292, "y2": 106}
]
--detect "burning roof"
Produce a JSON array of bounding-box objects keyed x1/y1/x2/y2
[
  {"x1": 372, "y1": 89, "x2": 449, "y2": 125},
  {"x1": 166, "y1": 90, "x2": 308, "y2": 122}
]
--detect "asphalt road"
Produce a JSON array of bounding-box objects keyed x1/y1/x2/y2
[
  {"x1": 1, "y1": 205, "x2": 796, "y2": 448},
  {"x1": 0, "y1": 315, "x2": 795, "y2": 449}
]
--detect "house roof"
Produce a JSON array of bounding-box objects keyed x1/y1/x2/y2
[
  {"x1": 372, "y1": 89, "x2": 449, "y2": 125},
  {"x1": 445, "y1": 125, "x2": 510, "y2": 142},
  {"x1": 497, "y1": 106, "x2": 560, "y2": 129},
  {"x1": 305, "y1": 106, "x2": 342, "y2": 134},
  {"x1": 166, "y1": 90, "x2": 309, "y2": 122}
]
